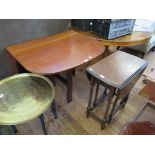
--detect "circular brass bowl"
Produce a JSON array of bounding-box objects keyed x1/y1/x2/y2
[{"x1": 0, "y1": 73, "x2": 55, "y2": 125}]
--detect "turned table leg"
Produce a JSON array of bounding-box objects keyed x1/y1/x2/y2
[{"x1": 101, "y1": 88, "x2": 115, "y2": 129}]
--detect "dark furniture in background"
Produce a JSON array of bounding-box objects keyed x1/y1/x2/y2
[
  {"x1": 91, "y1": 19, "x2": 135, "y2": 39},
  {"x1": 71, "y1": 19, "x2": 136, "y2": 39},
  {"x1": 71, "y1": 19, "x2": 92, "y2": 31}
]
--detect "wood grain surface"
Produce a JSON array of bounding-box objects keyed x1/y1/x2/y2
[
  {"x1": 87, "y1": 51, "x2": 147, "y2": 88},
  {"x1": 73, "y1": 29, "x2": 152, "y2": 46},
  {"x1": 6, "y1": 30, "x2": 105, "y2": 74}
]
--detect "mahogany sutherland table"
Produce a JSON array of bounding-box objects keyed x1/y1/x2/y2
[{"x1": 6, "y1": 30, "x2": 105, "y2": 103}]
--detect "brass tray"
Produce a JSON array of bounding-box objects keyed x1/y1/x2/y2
[{"x1": 0, "y1": 73, "x2": 55, "y2": 125}]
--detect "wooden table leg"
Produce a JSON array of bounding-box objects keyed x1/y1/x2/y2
[
  {"x1": 86, "y1": 77, "x2": 95, "y2": 118},
  {"x1": 55, "y1": 69, "x2": 73, "y2": 103},
  {"x1": 101, "y1": 88, "x2": 115, "y2": 129},
  {"x1": 117, "y1": 46, "x2": 120, "y2": 50},
  {"x1": 39, "y1": 114, "x2": 47, "y2": 135},
  {"x1": 121, "y1": 93, "x2": 130, "y2": 108},
  {"x1": 104, "y1": 46, "x2": 111, "y2": 57},
  {"x1": 51, "y1": 100, "x2": 57, "y2": 119},
  {"x1": 108, "y1": 96, "x2": 119, "y2": 123},
  {"x1": 11, "y1": 125, "x2": 18, "y2": 134},
  {"x1": 66, "y1": 69, "x2": 73, "y2": 103},
  {"x1": 73, "y1": 68, "x2": 76, "y2": 76}
]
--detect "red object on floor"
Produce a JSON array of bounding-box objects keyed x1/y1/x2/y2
[{"x1": 119, "y1": 121, "x2": 155, "y2": 135}]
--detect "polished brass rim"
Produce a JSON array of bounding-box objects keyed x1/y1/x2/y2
[{"x1": 0, "y1": 73, "x2": 55, "y2": 125}]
